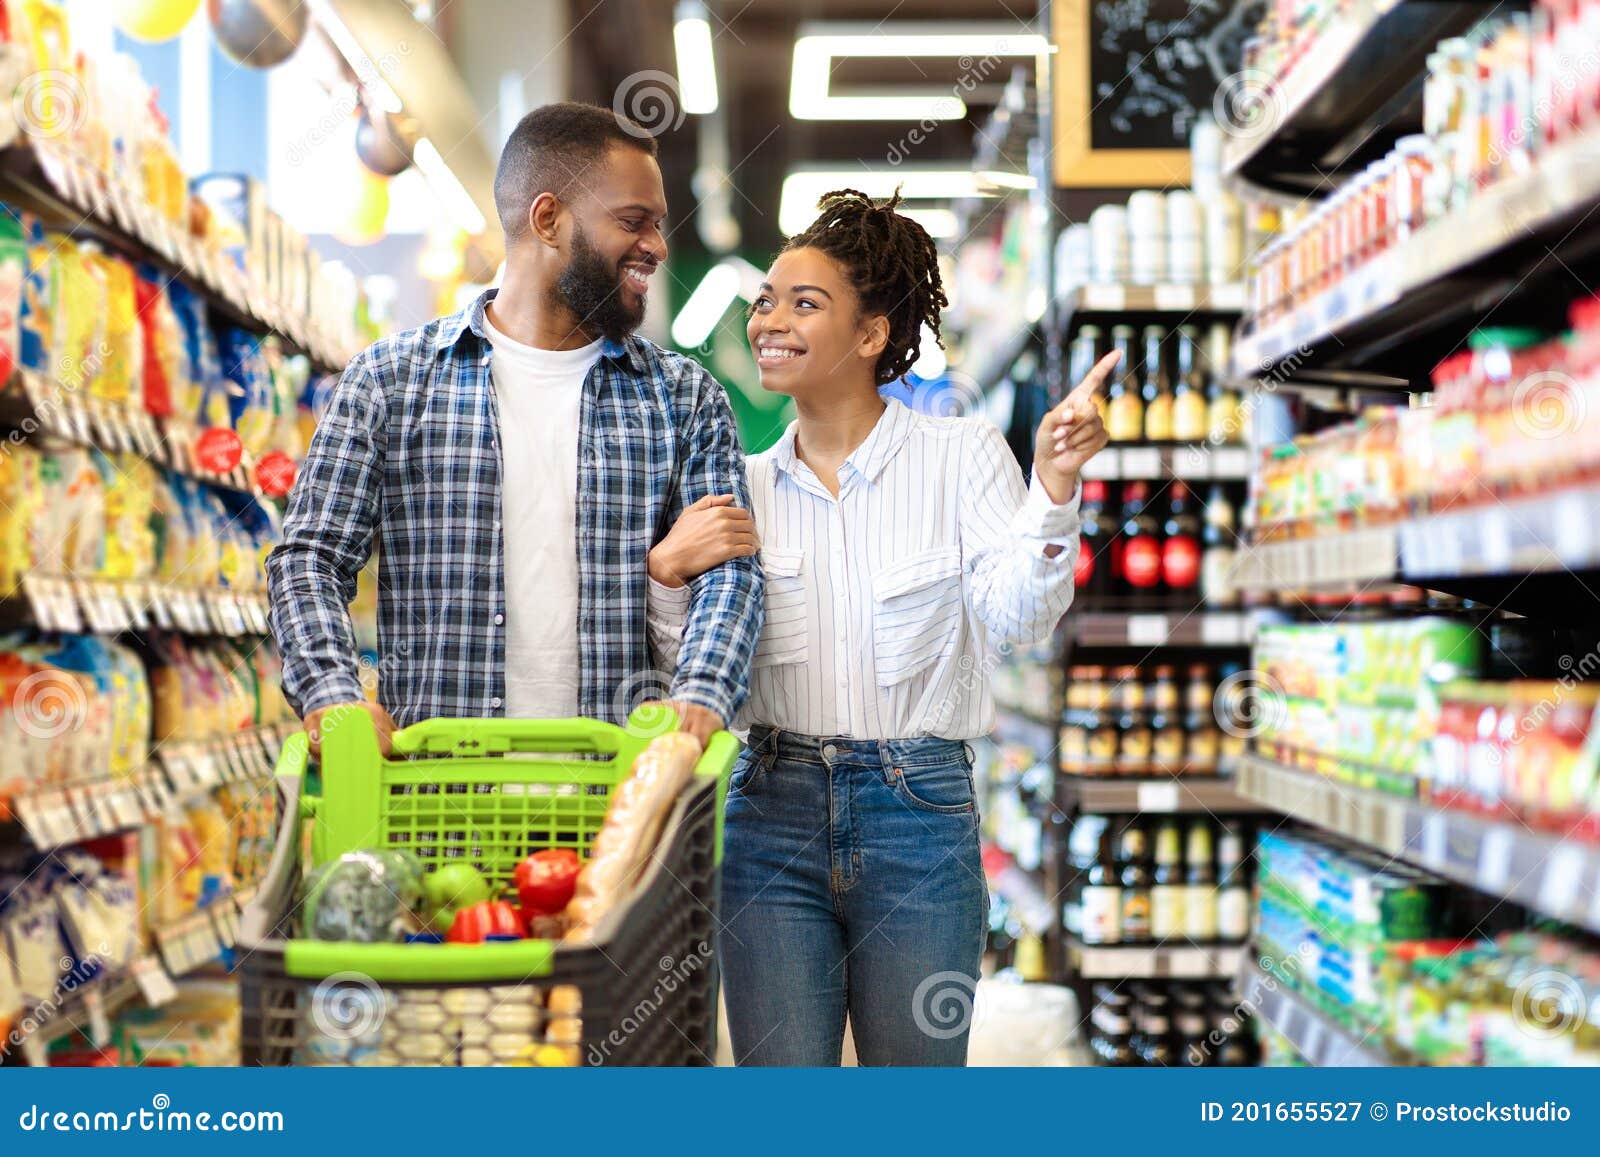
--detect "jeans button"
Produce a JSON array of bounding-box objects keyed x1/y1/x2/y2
[{"x1": 822, "y1": 743, "x2": 837, "y2": 759}]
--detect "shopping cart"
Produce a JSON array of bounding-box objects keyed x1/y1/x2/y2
[{"x1": 237, "y1": 706, "x2": 737, "y2": 1066}]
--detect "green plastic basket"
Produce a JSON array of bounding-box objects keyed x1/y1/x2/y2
[{"x1": 255, "y1": 705, "x2": 737, "y2": 985}]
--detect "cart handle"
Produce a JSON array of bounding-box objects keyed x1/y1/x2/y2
[{"x1": 389, "y1": 709, "x2": 675, "y2": 757}]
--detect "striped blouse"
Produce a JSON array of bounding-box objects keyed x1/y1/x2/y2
[{"x1": 646, "y1": 397, "x2": 1081, "y2": 741}]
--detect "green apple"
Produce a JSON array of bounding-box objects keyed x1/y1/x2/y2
[{"x1": 422, "y1": 863, "x2": 492, "y2": 933}]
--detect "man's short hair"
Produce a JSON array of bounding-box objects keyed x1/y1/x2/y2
[{"x1": 494, "y1": 102, "x2": 658, "y2": 242}]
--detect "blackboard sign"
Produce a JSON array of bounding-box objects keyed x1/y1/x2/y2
[{"x1": 1054, "y1": 0, "x2": 1251, "y2": 186}]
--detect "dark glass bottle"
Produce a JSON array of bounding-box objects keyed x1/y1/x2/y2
[
  {"x1": 1118, "y1": 823, "x2": 1153, "y2": 943},
  {"x1": 1141, "y1": 326, "x2": 1173, "y2": 441},
  {"x1": 1201, "y1": 483, "x2": 1239, "y2": 608},
  {"x1": 1105, "y1": 325, "x2": 1143, "y2": 442},
  {"x1": 1217, "y1": 822, "x2": 1252, "y2": 943},
  {"x1": 1161, "y1": 481, "x2": 1202, "y2": 597},
  {"x1": 1081, "y1": 824, "x2": 1122, "y2": 945},
  {"x1": 1119, "y1": 481, "x2": 1164, "y2": 595},
  {"x1": 1076, "y1": 479, "x2": 1111, "y2": 601},
  {"x1": 1064, "y1": 814, "x2": 1110, "y2": 941},
  {"x1": 1172, "y1": 325, "x2": 1209, "y2": 442}
]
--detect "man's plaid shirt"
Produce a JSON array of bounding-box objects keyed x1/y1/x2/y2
[{"x1": 267, "y1": 289, "x2": 764, "y2": 728}]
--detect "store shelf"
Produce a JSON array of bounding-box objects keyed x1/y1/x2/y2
[
  {"x1": 1056, "y1": 774, "x2": 1269, "y2": 815},
  {"x1": 1078, "y1": 443, "x2": 1252, "y2": 483},
  {"x1": 981, "y1": 843, "x2": 1056, "y2": 936},
  {"x1": 1055, "y1": 283, "x2": 1246, "y2": 331},
  {"x1": 1220, "y1": 0, "x2": 1489, "y2": 194},
  {"x1": 1066, "y1": 935, "x2": 1246, "y2": 980},
  {"x1": 6, "y1": 573, "x2": 272, "y2": 638},
  {"x1": 1238, "y1": 963, "x2": 1389, "y2": 1067},
  {"x1": 1235, "y1": 130, "x2": 1600, "y2": 382},
  {"x1": 1237, "y1": 753, "x2": 1600, "y2": 935},
  {"x1": 4, "y1": 722, "x2": 291, "y2": 850},
  {"x1": 992, "y1": 707, "x2": 1057, "y2": 754},
  {"x1": 1233, "y1": 484, "x2": 1600, "y2": 612},
  {"x1": 1067, "y1": 611, "x2": 1256, "y2": 648},
  {"x1": 5, "y1": 969, "x2": 148, "y2": 1066},
  {"x1": 0, "y1": 373, "x2": 277, "y2": 499},
  {"x1": 0, "y1": 139, "x2": 349, "y2": 374}
]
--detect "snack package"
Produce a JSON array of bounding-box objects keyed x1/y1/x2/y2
[
  {"x1": 32, "y1": 446, "x2": 104, "y2": 576},
  {"x1": 220, "y1": 327, "x2": 272, "y2": 454},
  {"x1": 93, "y1": 252, "x2": 140, "y2": 405},
  {"x1": 166, "y1": 281, "x2": 218, "y2": 425},
  {"x1": 50, "y1": 849, "x2": 139, "y2": 970},
  {"x1": 0, "y1": 442, "x2": 44, "y2": 595},
  {"x1": 0, "y1": 206, "x2": 28, "y2": 382},
  {"x1": 132, "y1": 268, "x2": 181, "y2": 418},
  {"x1": 18, "y1": 217, "x2": 57, "y2": 375},
  {"x1": 563, "y1": 732, "x2": 702, "y2": 941}
]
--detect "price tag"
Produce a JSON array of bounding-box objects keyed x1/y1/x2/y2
[
  {"x1": 148, "y1": 586, "x2": 174, "y2": 631},
  {"x1": 14, "y1": 795, "x2": 48, "y2": 846},
  {"x1": 1537, "y1": 845, "x2": 1587, "y2": 918},
  {"x1": 1301, "y1": 1019, "x2": 1326, "y2": 1063},
  {"x1": 1552, "y1": 490, "x2": 1592, "y2": 565},
  {"x1": 122, "y1": 583, "x2": 151, "y2": 631},
  {"x1": 1080, "y1": 448, "x2": 1119, "y2": 480},
  {"x1": 1082, "y1": 285, "x2": 1126, "y2": 311},
  {"x1": 1478, "y1": 509, "x2": 1512, "y2": 574},
  {"x1": 1420, "y1": 813, "x2": 1447, "y2": 866},
  {"x1": 131, "y1": 956, "x2": 179, "y2": 1007},
  {"x1": 192, "y1": 750, "x2": 221, "y2": 786},
  {"x1": 110, "y1": 788, "x2": 142, "y2": 828},
  {"x1": 1136, "y1": 782, "x2": 1181, "y2": 811},
  {"x1": 160, "y1": 749, "x2": 195, "y2": 792},
  {"x1": 1154, "y1": 283, "x2": 1196, "y2": 311},
  {"x1": 1211, "y1": 447, "x2": 1251, "y2": 478},
  {"x1": 1201, "y1": 615, "x2": 1244, "y2": 646},
  {"x1": 1119, "y1": 447, "x2": 1162, "y2": 478},
  {"x1": 1173, "y1": 445, "x2": 1210, "y2": 478},
  {"x1": 261, "y1": 728, "x2": 285, "y2": 765},
  {"x1": 69, "y1": 580, "x2": 101, "y2": 633},
  {"x1": 83, "y1": 986, "x2": 112, "y2": 1046},
  {"x1": 1207, "y1": 283, "x2": 1247, "y2": 311},
  {"x1": 22, "y1": 575, "x2": 55, "y2": 630},
  {"x1": 224, "y1": 595, "x2": 248, "y2": 637},
  {"x1": 1477, "y1": 826, "x2": 1514, "y2": 893},
  {"x1": 1127, "y1": 614, "x2": 1169, "y2": 646}
]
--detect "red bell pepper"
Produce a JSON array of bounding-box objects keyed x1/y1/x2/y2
[
  {"x1": 447, "y1": 900, "x2": 523, "y2": 944},
  {"x1": 514, "y1": 848, "x2": 582, "y2": 917}
]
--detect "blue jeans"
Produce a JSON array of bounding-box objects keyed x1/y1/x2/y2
[{"x1": 718, "y1": 726, "x2": 987, "y2": 1066}]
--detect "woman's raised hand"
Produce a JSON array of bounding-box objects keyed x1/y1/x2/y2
[{"x1": 1034, "y1": 350, "x2": 1118, "y2": 504}]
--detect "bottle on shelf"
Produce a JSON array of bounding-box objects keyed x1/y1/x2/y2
[
  {"x1": 1204, "y1": 323, "x2": 1243, "y2": 445},
  {"x1": 1118, "y1": 822, "x2": 1154, "y2": 944},
  {"x1": 1160, "y1": 481, "x2": 1202, "y2": 597},
  {"x1": 1086, "y1": 666, "x2": 1119, "y2": 777},
  {"x1": 1118, "y1": 481, "x2": 1164, "y2": 596},
  {"x1": 1081, "y1": 826, "x2": 1123, "y2": 945},
  {"x1": 1201, "y1": 483, "x2": 1239, "y2": 608},
  {"x1": 1151, "y1": 664, "x2": 1185, "y2": 776},
  {"x1": 1063, "y1": 812, "x2": 1110, "y2": 940},
  {"x1": 1184, "y1": 664, "x2": 1220, "y2": 776},
  {"x1": 1184, "y1": 819, "x2": 1219, "y2": 942},
  {"x1": 1141, "y1": 325, "x2": 1173, "y2": 441},
  {"x1": 1213, "y1": 983, "x2": 1257, "y2": 1066},
  {"x1": 1172, "y1": 325, "x2": 1209, "y2": 443},
  {"x1": 1090, "y1": 984, "x2": 1137, "y2": 1066},
  {"x1": 1173, "y1": 985, "x2": 1212, "y2": 1066},
  {"x1": 1217, "y1": 822, "x2": 1251, "y2": 944},
  {"x1": 1114, "y1": 665, "x2": 1152, "y2": 776},
  {"x1": 1105, "y1": 325, "x2": 1144, "y2": 442},
  {"x1": 1151, "y1": 819, "x2": 1186, "y2": 941},
  {"x1": 1076, "y1": 479, "x2": 1111, "y2": 601},
  {"x1": 1133, "y1": 988, "x2": 1175, "y2": 1066},
  {"x1": 1215, "y1": 662, "x2": 1249, "y2": 768}
]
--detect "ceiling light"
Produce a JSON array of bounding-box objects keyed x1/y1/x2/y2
[
  {"x1": 779, "y1": 170, "x2": 984, "y2": 236},
  {"x1": 674, "y1": 1, "x2": 719, "y2": 116},
  {"x1": 790, "y1": 24, "x2": 1051, "y2": 121},
  {"x1": 306, "y1": 0, "x2": 404, "y2": 113},
  {"x1": 979, "y1": 170, "x2": 1037, "y2": 191},
  {"x1": 412, "y1": 137, "x2": 488, "y2": 235},
  {"x1": 672, "y1": 261, "x2": 743, "y2": 349}
]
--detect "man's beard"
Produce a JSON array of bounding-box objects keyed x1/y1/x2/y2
[{"x1": 556, "y1": 224, "x2": 644, "y2": 344}]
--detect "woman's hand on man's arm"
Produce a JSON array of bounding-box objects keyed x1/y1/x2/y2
[{"x1": 647, "y1": 493, "x2": 761, "y2": 587}]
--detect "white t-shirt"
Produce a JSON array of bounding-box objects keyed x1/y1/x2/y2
[{"x1": 483, "y1": 314, "x2": 603, "y2": 718}]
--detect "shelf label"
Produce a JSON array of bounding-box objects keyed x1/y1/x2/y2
[
  {"x1": 1127, "y1": 614, "x2": 1169, "y2": 646},
  {"x1": 1478, "y1": 827, "x2": 1514, "y2": 892},
  {"x1": 1082, "y1": 285, "x2": 1126, "y2": 311},
  {"x1": 1420, "y1": 814, "x2": 1447, "y2": 866},
  {"x1": 1154, "y1": 284, "x2": 1196, "y2": 311},
  {"x1": 1137, "y1": 782, "x2": 1181, "y2": 811},
  {"x1": 1120, "y1": 447, "x2": 1162, "y2": 478},
  {"x1": 131, "y1": 957, "x2": 178, "y2": 1007},
  {"x1": 1174, "y1": 445, "x2": 1210, "y2": 478},
  {"x1": 1201, "y1": 615, "x2": 1244, "y2": 646},
  {"x1": 1211, "y1": 447, "x2": 1251, "y2": 478},
  {"x1": 1538, "y1": 844, "x2": 1587, "y2": 918},
  {"x1": 1081, "y1": 448, "x2": 1119, "y2": 480},
  {"x1": 1477, "y1": 509, "x2": 1512, "y2": 573},
  {"x1": 1301, "y1": 1019, "x2": 1326, "y2": 1063}
]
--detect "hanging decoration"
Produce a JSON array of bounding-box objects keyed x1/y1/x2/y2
[
  {"x1": 113, "y1": 0, "x2": 202, "y2": 43},
  {"x1": 355, "y1": 108, "x2": 418, "y2": 178},
  {"x1": 207, "y1": 0, "x2": 309, "y2": 68}
]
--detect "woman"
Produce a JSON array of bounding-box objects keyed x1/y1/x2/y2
[{"x1": 646, "y1": 190, "x2": 1116, "y2": 1066}]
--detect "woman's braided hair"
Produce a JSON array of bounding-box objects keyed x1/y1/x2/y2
[{"x1": 782, "y1": 188, "x2": 948, "y2": 386}]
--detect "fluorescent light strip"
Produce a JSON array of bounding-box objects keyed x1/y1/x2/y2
[
  {"x1": 779, "y1": 171, "x2": 981, "y2": 236},
  {"x1": 790, "y1": 26, "x2": 1050, "y2": 121},
  {"x1": 413, "y1": 137, "x2": 489, "y2": 235},
  {"x1": 671, "y1": 261, "x2": 743, "y2": 349},
  {"x1": 306, "y1": 0, "x2": 405, "y2": 113},
  {"x1": 673, "y1": 7, "x2": 718, "y2": 115}
]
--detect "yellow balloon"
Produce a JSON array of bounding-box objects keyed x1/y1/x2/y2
[
  {"x1": 334, "y1": 169, "x2": 391, "y2": 247},
  {"x1": 114, "y1": 0, "x2": 203, "y2": 42}
]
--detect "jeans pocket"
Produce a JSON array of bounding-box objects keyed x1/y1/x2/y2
[
  {"x1": 890, "y1": 757, "x2": 975, "y2": 814},
  {"x1": 728, "y1": 748, "x2": 768, "y2": 796}
]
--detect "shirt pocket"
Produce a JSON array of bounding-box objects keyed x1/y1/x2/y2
[
  {"x1": 872, "y1": 546, "x2": 964, "y2": 688},
  {"x1": 754, "y1": 547, "x2": 807, "y2": 669}
]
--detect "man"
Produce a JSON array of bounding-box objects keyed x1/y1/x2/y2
[{"x1": 267, "y1": 102, "x2": 763, "y2": 753}]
